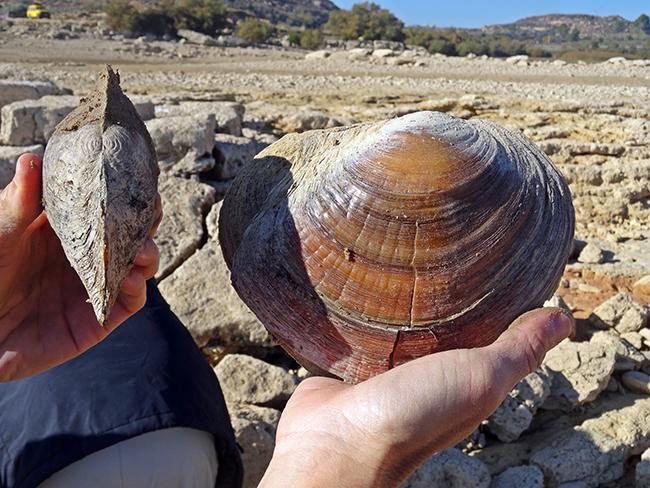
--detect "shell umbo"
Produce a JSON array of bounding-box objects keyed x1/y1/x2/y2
[{"x1": 43, "y1": 66, "x2": 159, "y2": 325}]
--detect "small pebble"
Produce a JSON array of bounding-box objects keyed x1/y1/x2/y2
[
  {"x1": 577, "y1": 242, "x2": 604, "y2": 264},
  {"x1": 621, "y1": 371, "x2": 650, "y2": 394},
  {"x1": 578, "y1": 283, "x2": 600, "y2": 293}
]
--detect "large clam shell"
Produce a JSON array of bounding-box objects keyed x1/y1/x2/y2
[
  {"x1": 43, "y1": 66, "x2": 159, "y2": 325},
  {"x1": 220, "y1": 111, "x2": 575, "y2": 383}
]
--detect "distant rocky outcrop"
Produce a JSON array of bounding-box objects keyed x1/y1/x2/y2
[
  {"x1": 484, "y1": 14, "x2": 648, "y2": 40},
  {"x1": 224, "y1": 0, "x2": 338, "y2": 28}
]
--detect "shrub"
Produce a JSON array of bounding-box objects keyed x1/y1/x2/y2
[
  {"x1": 104, "y1": 0, "x2": 176, "y2": 37},
  {"x1": 136, "y1": 8, "x2": 176, "y2": 37},
  {"x1": 173, "y1": 0, "x2": 226, "y2": 35},
  {"x1": 427, "y1": 38, "x2": 457, "y2": 56},
  {"x1": 236, "y1": 18, "x2": 273, "y2": 44},
  {"x1": 7, "y1": 3, "x2": 27, "y2": 18},
  {"x1": 104, "y1": 0, "x2": 140, "y2": 33},
  {"x1": 300, "y1": 29, "x2": 323, "y2": 50},
  {"x1": 287, "y1": 31, "x2": 301, "y2": 46}
]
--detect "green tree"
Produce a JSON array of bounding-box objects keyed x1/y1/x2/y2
[
  {"x1": 173, "y1": 0, "x2": 226, "y2": 35},
  {"x1": 300, "y1": 28, "x2": 324, "y2": 50},
  {"x1": 236, "y1": 18, "x2": 273, "y2": 43},
  {"x1": 325, "y1": 2, "x2": 404, "y2": 41},
  {"x1": 325, "y1": 9, "x2": 360, "y2": 40},
  {"x1": 352, "y1": 2, "x2": 404, "y2": 41}
]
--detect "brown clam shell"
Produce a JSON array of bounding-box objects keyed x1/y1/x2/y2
[
  {"x1": 220, "y1": 111, "x2": 575, "y2": 383},
  {"x1": 43, "y1": 66, "x2": 159, "y2": 325}
]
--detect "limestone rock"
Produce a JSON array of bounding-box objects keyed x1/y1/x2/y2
[
  {"x1": 542, "y1": 338, "x2": 616, "y2": 411},
  {"x1": 0, "y1": 94, "x2": 154, "y2": 146},
  {"x1": 486, "y1": 369, "x2": 551, "y2": 442},
  {"x1": 590, "y1": 293, "x2": 649, "y2": 333},
  {"x1": 215, "y1": 354, "x2": 298, "y2": 409},
  {"x1": 275, "y1": 110, "x2": 347, "y2": 133},
  {"x1": 229, "y1": 404, "x2": 280, "y2": 488},
  {"x1": 305, "y1": 50, "x2": 330, "y2": 60},
  {"x1": 637, "y1": 448, "x2": 650, "y2": 488},
  {"x1": 0, "y1": 80, "x2": 64, "y2": 110},
  {"x1": 177, "y1": 29, "x2": 217, "y2": 46},
  {"x1": 155, "y1": 175, "x2": 215, "y2": 280},
  {"x1": 213, "y1": 134, "x2": 265, "y2": 180},
  {"x1": 156, "y1": 101, "x2": 244, "y2": 136},
  {"x1": 372, "y1": 48, "x2": 396, "y2": 58},
  {"x1": 506, "y1": 55, "x2": 530, "y2": 65},
  {"x1": 128, "y1": 95, "x2": 156, "y2": 121},
  {"x1": 532, "y1": 426, "x2": 625, "y2": 487},
  {"x1": 402, "y1": 448, "x2": 491, "y2": 488},
  {"x1": 145, "y1": 114, "x2": 216, "y2": 173},
  {"x1": 158, "y1": 238, "x2": 272, "y2": 350},
  {"x1": 171, "y1": 150, "x2": 216, "y2": 176},
  {"x1": 532, "y1": 395, "x2": 650, "y2": 487},
  {"x1": 0, "y1": 144, "x2": 44, "y2": 188},
  {"x1": 622, "y1": 371, "x2": 650, "y2": 394},
  {"x1": 490, "y1": 465, "x2": 543, "y2": 488},
  {"x1": 590, "y1": 331, "x2": 646, "y2": 372},
  {"x1": 621, "y1": 331, "x2": 645, "y2": 351},
  {"x1": 347, "y1": 48, "x2": 371, "y2": 60},
  {"x1": 0, "y1": 95, "x2": 77, "y2": 145},
  {"x1": 578, "y1": 242, "x2": 605, "y2": 264}
]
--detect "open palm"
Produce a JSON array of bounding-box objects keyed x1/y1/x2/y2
[
  {"x1": 0, "y1": 154, "x2": 160, "y2": 381},
  {"x1": 261, "y1": 308, "x2": 573, "y2": 487}
]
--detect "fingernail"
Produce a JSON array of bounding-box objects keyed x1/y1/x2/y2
[{"x1": 545, "y1": 310, "x2": 574, "y2": 346}]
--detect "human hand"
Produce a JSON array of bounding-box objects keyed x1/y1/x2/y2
[
  {"x1": 0, "y1": 153, "x2": 162, "y2": 382},
  {"x1": 260, "y1": 307, "x2": 573, "y2": 487}
]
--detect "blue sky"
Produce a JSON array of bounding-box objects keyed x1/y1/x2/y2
[{"x1": 333, "y1": 1, "x2": 649, "y2": 28}]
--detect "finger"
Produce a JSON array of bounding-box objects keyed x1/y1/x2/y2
[
  {"x1": 0, "y1": 154, "x2": 43, "y2": 235},
  {"x1": 480, "y1": 307, "x2": 574, "y2": 398},
  {"x1": 104, "y1": 271, "x2": 147, "y2": 330},
  {"x1": 119, "y1": 269, "x2": 146, "y2": 298},
  {"x1": 133, "y1": 239, "x2": 159, "y2": 279},
  {"x1": 147, "y1": 193, "x2": 163, "y2": 239}
]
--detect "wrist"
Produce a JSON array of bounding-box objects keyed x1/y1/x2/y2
[{"x1": 260, "y1": 435, "x2": 402, "y2": 488}]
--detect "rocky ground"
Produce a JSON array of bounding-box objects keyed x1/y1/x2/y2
[{"x1": 1, "y1": 17, "x2": 650, "y2": 488}]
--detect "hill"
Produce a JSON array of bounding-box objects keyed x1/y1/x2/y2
[
  {"x1": 16, "y1": 0, "x2": 338, "y2": 28},
  {"x1": 484, "y1": 14, "x2": 650, "y2": 40},
  {"x1": 225, "y1": 0, "x2": 338, "y2": 27}
]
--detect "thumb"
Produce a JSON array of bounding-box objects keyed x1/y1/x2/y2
[
  {"x1": 0, "y1": 153, "x2": 43, "y2": 237},
  {"x1": 480, "y1": 307, "x2": 574, "y2": 399}
]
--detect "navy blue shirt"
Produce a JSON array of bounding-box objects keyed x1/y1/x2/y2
[{"x1": 0, "y1": 281, "x2": 243, "y2": 488}]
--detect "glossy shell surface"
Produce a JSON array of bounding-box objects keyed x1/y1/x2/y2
[{"x1": 220, "y1": 111, "x2": 575, "y2": 383}]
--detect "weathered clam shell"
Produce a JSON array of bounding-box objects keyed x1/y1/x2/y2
[
  {"x1": 43, "y1": 66, "x2": 159, "y2": 325},
  {"x1": 220, "y1": 111, "x2": 575, "y2": 383}
]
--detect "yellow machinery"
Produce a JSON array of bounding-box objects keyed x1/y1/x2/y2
[{"x1": 26, "y1": 3, "x2": 51, "y2": 19}]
